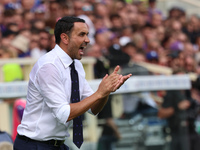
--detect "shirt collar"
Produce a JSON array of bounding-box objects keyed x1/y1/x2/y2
[{"x1": 54, "y1": 44, "x2": 73, "y2": 68}]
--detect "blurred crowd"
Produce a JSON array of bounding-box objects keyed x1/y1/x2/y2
[
  {"x1": 1, "y1": 0, "x2": 200, "y2": 149},
  {"x1": 0, "y1": 0, "x2": 200, "y2": 76},
  {"x1": 0, "y1": 0, "x2": 199, "y2": 74}
]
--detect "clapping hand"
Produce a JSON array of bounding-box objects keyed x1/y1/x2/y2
[{"x1": 97, "y1": 65, "x2": 132, "y2": 98}]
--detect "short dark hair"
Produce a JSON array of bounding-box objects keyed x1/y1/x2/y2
[{"x1": 54, "y1": 16, "x2": 85, "y2": 44}]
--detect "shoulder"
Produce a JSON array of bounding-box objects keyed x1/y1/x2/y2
[
  {"x1": 35, "y1": 49, "x2": 61, "y2": 70},
  {"x1": 30, "y1": 50, "x2": 61, "y2": 79}
]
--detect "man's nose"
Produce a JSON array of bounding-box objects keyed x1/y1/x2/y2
[{"x1": 85, "y1": 35, "x2": 90, "y2": 43}]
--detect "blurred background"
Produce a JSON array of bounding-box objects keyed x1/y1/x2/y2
[{"x1": 1, "y1": 0, "x2": 200, "y2": 150}]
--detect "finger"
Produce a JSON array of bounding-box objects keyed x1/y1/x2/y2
[
  {"x1": 109, "y1": 75, "x2": 120, "y2": 88},
  {"x1": 112, "y1": 65, "x2": 120, "y2": 74},
  {"x1": 122, "y1": 77, "x2": 131, "y2": 84},
  {"x1": 108, "y1": 73, "x2": 120, "y2": 83},
  {"x1": 118, "y1": 74, "x2": 131, "y2": 84},
  {"x1": 113, "y1": 74, "x2": 132, "y2": 90},
  {"x1": 127, "y1": 74, "x2": 132, "y2": 77},
  {"x1": 103, "y1": 74, "x2": 108, "y2": 80},
  {"x1": 113, "y1": 80, "x2": 123, "y2": 91},
  {"x1": 114, "y1": 76, "x2": 125, "y2": 90},
  {"x1": 118, "y1": 75, "x2": 123, "y2": 80},
  {"x1": 124, "y1": 74, "x2": 132, "y2": 80}
]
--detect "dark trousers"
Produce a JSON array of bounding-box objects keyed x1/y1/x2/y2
[
  {"x1": 97, "y1": 135, "x2": 118, "y2": 150},
  {"x1": 170, "y1": 127, "x2": 190, "y2": 150},
  {"x1": 189, "y1": 132, "x2": 200, "y2": 150},
  {"x1": 14, "y1": 135, "x2": 69, "y2": 150}
]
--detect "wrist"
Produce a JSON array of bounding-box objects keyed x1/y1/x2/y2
[{"x1": 95, "y1": 90, "x2": 108, "y2": 100}]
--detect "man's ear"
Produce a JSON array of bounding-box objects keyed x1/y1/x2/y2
[{"x1": 60, "y1": 33, "x2": 69, "y2": 44}]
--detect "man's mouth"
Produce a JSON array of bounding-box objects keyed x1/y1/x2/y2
[
  {"x1": 79, "y1": 46, "x2": 86, "y2": 55},
  {"x1": 79, "y1": 46, "x2": 86, "y2": 50},
  {"x1": 79, "y1": 45, "x2": 87, "y2": 55}
]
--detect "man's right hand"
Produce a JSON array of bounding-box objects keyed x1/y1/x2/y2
[{"x1": 97, "y1": 65, "x2": 132, "y2": 98}]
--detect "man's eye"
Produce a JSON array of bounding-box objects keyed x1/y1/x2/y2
[{"x1": 80, "y1": 33, "x2": 85, "y2": 36}]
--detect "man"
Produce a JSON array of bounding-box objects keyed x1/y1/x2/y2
[
  {"x1": 13, "y1": 16, "x2": 131, "y2": 150},
  {"x1": 158, "y1": 89, "x2": 191, "y2": 150},
  {"x1": 158, "y1": 69, "x2": 191, "y2": 150}
]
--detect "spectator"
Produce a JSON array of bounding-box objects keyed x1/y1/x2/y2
[
  {"x1": 136, "y1": 9, "x2": 148, "y2": 29},
  {"x1": 29, "y1": 29, "x2": 49, "y2": 59},
  {"x1": 120, "y1": 48, "x2": 157, "y2": 119},
  {"x1": 81, "y1": 1, "x2": 95, "y2": 22},
  {"x1": 93, "y1": 16, "x2": 106, "y2": 33},
  {"x1": 33, "y1": 4, "x2": 46, "y2": 20},
  {"x1": 0, "y1": 46, "x2": 16, "y2": 59},
  {"x1": 182, "y1": 15, "x2": 200, "y2": 44},
  {"x1": 10, "y1": 34, "x2": 30, "y2": 58},
  {"x1": 167, "y1": 50, "x2": 182, "y2": 70},
  {"x1": 184, "y1": 55, "x2": 196, "y2": 73},
  {"x1": 158, "y1": 68, "x2": 200, "y2": 150},
  {"x1": 141, "y1": 23, "x2": 157, "y2": 47},
  {"x1": 1, "y1": 9, "x2": 16, "y2": 35},
  {"x1": 94, "y1": 2, "x2": 112, "y2": 28},
  {"x1": 76, "y1": 1, "x2": 96, "y2": 45},
  {"x1": 20, "y1": 0, "x2": 37, "y2": 12},
  {"x1": 29, "y1": 31, "x2": 40, "y2": 51},
  {"x1": 168, "y1": 6, "x2": 185, "y2": 20},
  {"x1": 147, "y1": 0, "x2": 162, "y2": 22},
  {"x1": 85, "y1": 44, "x2": 109, "y2": 79},
  {"x1": 94, "y1": 28, "x2": 112, "y2": 56},
  {"x1": 158, "y1": 68, "x2": 191, "y2": 150},
  {"x1": 47, "y1": 1, "x2": 63, "y2": 21},
  {"x1": 156, "y1": 25, "x2": 166, "y2": 42},
  {"x1": 131, "y1": 32, "x2": 145, "y2": 50},
  {"x1": 146, "y1": 50, "x2": 159, "y2": 64},
  {"x1": 177, "y1": 32, "x2": 189, "y2": 44},
  {"x1": 122, "y1": 42, "x2": 138, "y2": 61},
  {"x1": 31, "y1": 19, "x2": 46, "y2": 30},
  {"x1": 158, "y1": 54, "x2": 169, "y2": 67},
  {"x1": 109, "y1": 14, "x2": 124, "y2": 35},
  {"x1": 107, "y1": 33, "x2": 130, "y2": 68},
  {"x1": 170, "y1": 20, "x2": 183, "y2": 34},
  {"x1": 183, "y1": 42, "x2": 196, "y2": 57},
  {"x1": 39, "y1": 29, "x2": 51, "y2": 51},
  {"x1": 72, "y1": 0, "x2": 84, "y2": 17},
  {"x1": 21, "y1": 10, "x2": 35, "y2": 29},
  {"x1": 149, "y1": 12, "x2": 163, "y2": 28},
  {"x1": 145, "y1": 38, "x2": 161, "y2": 53}
]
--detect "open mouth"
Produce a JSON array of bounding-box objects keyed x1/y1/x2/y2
[
  {"x1": 79, "y1": 46, "x2": 85, "y2": 50},
  {"x1": 79, "y1": 45, "x2": 86, "y2": 55},
  {"x1": 79, "y1": 43, "x2": 87, "y2": 53},
  {"x1": 79, "y1": 45, "x2": 87, "y2": 50}
]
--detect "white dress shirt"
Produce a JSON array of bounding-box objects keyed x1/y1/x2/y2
[{"x1": 17, "y1": 44, "x2": 94, "y2": 141}]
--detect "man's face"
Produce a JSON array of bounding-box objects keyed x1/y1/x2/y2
[{"x1": 67, "y1": 22, "x2": 90, "y2": 60}]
